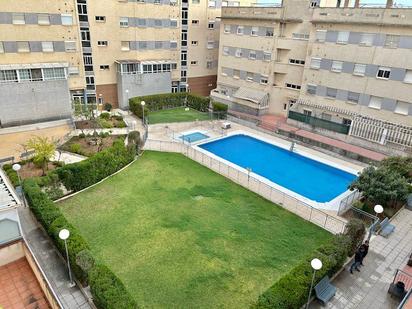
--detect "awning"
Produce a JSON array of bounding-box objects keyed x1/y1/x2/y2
[
  {"x1": 0, "y1": 219, "x2": 21, "y2": 246},
  {"x1": 0, "y1": 62, "x2": 69, "y2": 70},
  {"x1": 233, "y1": 87, "x2": 269, "y2": 104}
]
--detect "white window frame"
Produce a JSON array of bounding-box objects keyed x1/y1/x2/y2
[
  {"x1": 384, "y1": 35, "x2": 400, "y2": 49},
  {"x1": 12, "y1": 13, "x2": 25, "y2": 25},
  {"x1": 246, "y1": 72, "x2": 254, "y2": 82},
  {"x1": 359, "y1": 33, "x2": 374, "y2": 46},
  {"x1": 368, "y1": 96, "x2": 382, "y2": 110},
  {"x1": 260, "y1": 75, "x2": 268, "y2": 85},
  {"x1": 64, "y1": 41, "x2": 76, "y2": 52},
  {"x1": 224, "y1": 24, "x2": 231, "y2": 33},
  {"x1": 38, "y1": 14, "x2": 50, "y2": 25},
  {"x1": 99, "y1": 65, "x2": 110, "y2": 70},
  {"x1": 331, "y1": 61, "x2": 343, "y2": 73},
  {"x1": 191, "y1": 41, "x2": 198, "y2": 46},
  {"x1": 0, "y1": 42, "x2": 4, "y2": 54},
  {"x1": 394, "y1": 101, "x2": 409, "y2": 115},
  {"x1": 347, "y1": 91, "x2": 360, "y2": 104},
  {"x1": 121, "y1": 41, "x2": 130, "y2": 51},
  {"x1": 207, "y1": 41, "x2": 214, "y2": 49},
  {"x1": 190, "y1": 61, "x2": 198, "y2": 66},
  {"x1": 223, "y1": 46, "x2": 229, "y2": 56},
  {"x1": 315, "y1": 30, "x2": 326, "y2": 42},
  {"x1": 120, "y1": 17, "x2": 129, "y2": 27},
  {"x1": 208, "y1": 21, "x2": 215, "y2": 29},
  {"x1": 404, "y1": 70, "x2": 412, "y2": 84},
  {"x1": 307, "y1": 84, "x2": 317, "y2": 95},
  {"x1": 68, "y1": 66, "x2": 80, "y2": 75},
  {"x1": 208, "y1": 0, "x2": 216, "y2": 7},
  {"x1": 192, "y1": 20, "x2": 199, "y2": 25},
  {"x1": 17, "y1": 42, "x2": 30, "y2": 53},
  {"x1": 353, "y1": 63, "x2": 366, "y2": 76},
  {"x1": 249, "y1": 50, "x2": 256, "y2": 60},
  {"x1": 61, "y1": 14, "x2": 73, "y2": 26},
  {"x1": 95, "y1": 16, "x2": 106, "y2": 22},
  {"x1": 251, "y1": 26, "x2": 259, "y2": 36},
  {"x1": 235, "y1": 48, "x2": 242, "y2": 57},
  {"x1": 263, "y1": 52, "x2": 271, "y2": 62},
  {"x1": 337, "y1": 31, "x2": 350, "y2": 44},
  {"x1": 376, "y1": 67, "x2": 391, "y2": 80},
  {"x1": 97, "y1": 41, "x2": 108, "y2": 46},
  {"x1": 310, "y1": 57, "x2": 321, "y2": 69},
  {"x1": 41, "y1": 41, "x2": 54, "y2": 52},
  {"x1": 233, "y1": 69, "x2": 240, "y2": 79},
  {"x1": 237, "y1": 26, "x2": 244, "y2": 35}
]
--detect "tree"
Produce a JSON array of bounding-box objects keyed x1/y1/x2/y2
[
  {"x1": 350, "y1": 165, "x2": 410, "y2": 208},
  {"x1": 379, "y1": 156, "x2": 412, "y2": 182},
  {"x1": 27, "y1": 136, "x2": 56, "y2": 175}
]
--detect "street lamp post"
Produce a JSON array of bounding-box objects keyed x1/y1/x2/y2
[
  {"x1": 306, "y1": 258, "x2": 323, "y2": 309},
  {"x1": 141, "y1": 100, "x2": 146, "y2": 125},
  {"x1": 12, "y1": 164, "x2": 26, "y2": 207},
  {"x1": 368, "y1": 204, "x2": 384, "y2": 241},
  {"x1": 59, "y1": 229, "x2": 75, "y2": 287}
]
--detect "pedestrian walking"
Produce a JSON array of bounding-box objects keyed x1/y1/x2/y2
[
  {"x1": 350, "y1": 246, "x2": 366, "y2": 274},
  {"x1": 360, "y1": 240, "x2": 369, "y2": 266}
]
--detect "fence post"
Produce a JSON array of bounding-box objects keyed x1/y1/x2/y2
[
  {"x1": 309, "y1": 207, "x2": 313, "y2": 221},
  {"x1": 324, "y1": 215, "x2": 328, "y2": 229}
]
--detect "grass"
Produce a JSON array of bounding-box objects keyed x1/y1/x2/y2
[
  {"x1": 148, "y1": 107, "x2": 210, "y2": 124},
  {"x1": 59, "y1": 151, "x2": 331, "y2": 308}
]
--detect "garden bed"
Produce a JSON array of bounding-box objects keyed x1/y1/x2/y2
[
  {"x1": 59, "y1": 135, "x2": 125, "y2": 157},
  {"x1": 75, "y1": 113, "x2": 126, "y2": 129}
]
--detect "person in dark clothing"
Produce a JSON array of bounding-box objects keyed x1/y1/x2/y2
[
  {"x1": 350, "y1": 246, "x2": 366, "y2": 274},
  {"x1": 359, "y1": 240, "x2": 369, "y2": 266}
]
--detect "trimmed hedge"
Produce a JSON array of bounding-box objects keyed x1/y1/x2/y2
[
  {"x1": 253, "y1": 219, "x2": 365, "y2": 309},
  {"x1": 89, "y1": 264, "x2": 138, "y2": 309},
  {"x1": 56, "y1": 139, "x2": 135, "y2": 192},
  {"x1": 2, "y1": 164, "x2": 19, "y2": 187},
  {"x1": 129, "y1": 93, "x2": 210, "y2": 118}
]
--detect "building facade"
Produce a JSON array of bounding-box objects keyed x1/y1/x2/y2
[{"x1": 211, "y1": 0, "x2": 412, "y2": 152}]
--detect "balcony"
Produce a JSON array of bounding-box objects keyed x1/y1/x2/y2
[
  {"x1": 221, "y1": 7, "x2": 301, "y2": 22},
  {"x1": 312, "y1": 7, "x2": 412, "y2": 26}
]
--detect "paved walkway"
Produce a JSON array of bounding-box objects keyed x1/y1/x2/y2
[
  {"x1": 311, "y1": 208, "x2": 412, "y2": 309},
  {"x1": 18, "y1": 206, "x2": 92, "y2": 309}
]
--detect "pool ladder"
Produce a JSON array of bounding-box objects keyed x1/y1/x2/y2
[{"x1": 289, "y1": 141, "x2": 295, "y2": 152}]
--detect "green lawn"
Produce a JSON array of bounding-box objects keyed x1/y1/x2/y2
[
  {"x1": 148, "y1": 107, "x2": 210, "y2": 124},
  {"x1": 59, "y1": 151, "x2": 331, "y2": 308}
]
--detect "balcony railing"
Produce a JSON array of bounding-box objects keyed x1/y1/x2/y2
[{"x1": 288, "y1": 111, "x2": 350, "y2": 135}]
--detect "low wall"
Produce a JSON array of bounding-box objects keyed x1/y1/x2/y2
[{"x1": 0, "y1": 241, "x2": 24, "y2": 267}]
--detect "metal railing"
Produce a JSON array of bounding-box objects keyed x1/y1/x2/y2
[
  {"x1": 337, "y1": 189, "x2": 362, "y2": 215},
  {"x1": 144, "y1": 139, "x2": 347, "y2": 234},
  {"x1": 288, "y1": 111, "x2": 350, "y2": 135},
  {"x1": 393, "y1": 268, "x2": 412, "y2": 291}
]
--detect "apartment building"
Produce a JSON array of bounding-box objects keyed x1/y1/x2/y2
[
  {"x1": 0, "y1": 1, "x2": 85, "y2": 127},
  {"x1": 211, "y1": 0, "x2": 412, "y2": 153}
]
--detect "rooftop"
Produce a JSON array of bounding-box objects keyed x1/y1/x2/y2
[{"x1": 0, "y1": 169, "x2": 20, "y2": 211}]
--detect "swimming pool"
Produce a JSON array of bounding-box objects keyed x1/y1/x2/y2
[
  {"x1": 179, "y1": 131, "x2": 209, "y2": 143},
  {"x1": 198, "y1": 134, "x2": 357, "y2": 203}
]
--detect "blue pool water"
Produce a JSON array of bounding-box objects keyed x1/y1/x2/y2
[
  {"x1": 199, "y1": 134, "x2": 357, "y2": 203},
  {"x1": 179, "y1": 132, "x2": 209, "y2": 143}
]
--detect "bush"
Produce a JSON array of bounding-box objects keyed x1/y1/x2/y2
[
  {"x1": 89, "y1": 264, "x2": 138, "y2": 309},
  {"x1": 116, "y1": 120, "x2": 127, "y2": 128},
  {"x1": 129, "y1": 93, "x2": 210, "y2": 118},
  {"x1": 56, "y1": 139, "x2": 135, "y2": 192},
  {"x1": 69, "y1": 143, "x2": 82, "y2": 155},
  {"x1": 104, "y1": 103, "x2": 113, "y2": 112},
  {"x1": 100, "y1": 112, "x2": 111, "y2": 120},
  {"x1": 79, "y1": 132, "x2": 86, "y2": 139},
  {"x1": 76, "y1": 249, "x2": 96, "y2": 275},
  {"x1": 2, "y1": 164, "x2": 19, "y2": 187},
  {"x1": 98, "y1": 118, "x2": 114, "y2": 129},
  {"x1": 212, "y1": 101, "x2": 228, "y2": 112},
  {"x1": 113, "y1": 115, "x2": 124, "y2": 121},
  {"x1": 345, "y1": 218, "x2": 365, "y2": 256}
]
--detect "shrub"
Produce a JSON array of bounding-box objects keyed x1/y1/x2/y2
[
  {"x1": 113, "y1": 115, "x2": 124, "y2": 121},
  {"x1": 212, "y1": 101, "x2": 228, "y2": 112},
  {"x1": 79, "y1": 132, "x2": 86, "y2": 139},
  {"x1": 76, "y1": 249, "x2": 96, "y2": 275},
  {"x1": 345, "y1": 218, "x2": 365, "y2": 256},
  {"x1": 69, "y1": 143, "x2": 82, "y2": 155},
  {"x1": 116, "y1": 120, "x2": 127, "y2": 128},
  {"x1": 89, "y1": 264, "x2": 138, "y2": 309},
  {"x1": 98, "y1": 118, "x2": 114, "y2": 129},
  {"x1": 99, "y1": 131, "x2": 110, "y2": 138},
  {"x1": 100, "y1": 112, "x2": 111, "y2": 120},
  {"x1": 2, "y1": 164, "x2": 20, "y2": 187},
  {"x1": 104, "y1": 103, "x2": 113, "y2": 112},
  {"x1": 56, "y1": 139, "x2": 135, "y2": 192}
]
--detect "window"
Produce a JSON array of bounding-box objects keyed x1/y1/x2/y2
[
  {"x1": 41, "y1": 41, "x2": 54, "y2": 52},
  {"x1": 251, "y1": 26, "x2": 259, "y2": 36},
  {"x1": 249, "y1": 50, "x2": 256, "y2": 60},
  {"x1": 326, "y1": 87, "x2": 337, "y2": 98},
  {"x1": 120, "y1": 17, "x2": 129, "y2": 27},
  {"x1": 342, "y1": 118, "x2": 352, "y2": 126},
  {"x1": 265, "y1": 28, "x2": 274, "y2": 37},
  {"x1": 64, "y1": 41, "x2": 76, "y2": 52},
  {"x1": 289, "y1": 59, "x2": 305, "y2": 65},
  {"x1": 263, "y1": 52, "x2": 271, "y2": 61},
  {"x1": 235, "y1": 48, "x2": 242, "y2": 57},
  {"x1": 0, "y1": 70, "x2": 18, "y2": 82},
  {"x1": 310, "y1": 57, "x2": 321, "y2": 69},
  {"x1": 12, "y1": 13, "x2": 25, "y2": 25},
  {"x1": 285, "y1": 83, "x2": 301, "y2": 90},
  {"x1": 237, "y1": 26, "x2": 244, "y2": 35},
  {"x1": 222, "y1": 1, "x2": 228, "y2": 6},
  {"x1": 207, "y1": 41, "x2": 214, "y2": 49},
  {"x1": 208, "y1": 21, "x2": 215, "y2": 29},
  {"x1": 384, "y1": 35, "x2": 400, "y2": 48},
  {"x1": 192, "y1": 0, "x2": 200, "y2": 3},
  {"x1": 170, "y1": 41, "x2": 177, "y2": 49},
  {"x1": 246, "y1": 72, "x2": 254, "y2": 81},
  {"x1": 359, "y1": 33, "x2": 374, "y2": 46},
  {"x1": 303, "y1": 109, "x2": 312, "y2": 116},
  {"x1": 191, "y1": 41, "x2": 198, "y2": 46},
  {"x1": 315, "y1": 30, "x2": 327, "y2": 42},
  {"x1": 208, "y1": 0, "x2": 216, "y2": 7},
  {"x1": 138, "y1": 19, "x2": 146, "y2": 27},
  {"x1": 17, "y1": 42, "x2": 30, "y2": 53},
  {"x1": 224, "y1": 25, "x2": 230, "y2": 33},
  {"x1": 61, "y1": 14, "x2": 73, "y2": 25},
  {"x1": 121, "y1": 41, "x2": 130, "y2": 51},
  {"x1": 0, "y1": 42, "x2": 4, "y2": 53},
  {"x1": 353, "y1": 64, "x2": 366, "y2": 76},
  {"x1": 18, "y1": 69, "x2": 31, "y2": 81},
  {"x1": 206, "y1": 61, "x2": 213, "y2": 69},
  {"x1": 95, "y1": 16, "x2": 106, "y2": 22},
  {"x1": 100, "y1": 65, "x2": 110, "y2": 70},
  {"x1": 377, "y1": 67, "x2": 391, "y2": 79},
  {"x1": 404, "y1": 70, "x2": 412, "y2": 83},
  {"x1": 170, "y1": 19, "x2": 178, "y2": 27},
  {"x1": 347, "y1": 91, "x2": 360, "y2": 104},
  {"x1": 307, "y1": 84, "x2": 317, "y2": 94},
  {"x1": 155, "y1": 41, "x2": 162, "y2": 49},
  {"x1": 337, "y1": 31, "x2": 349, "y2": 44},
  {"x1": 139, "y1": 41, "x2": 147, "y2": 49},
  {"x1": 43, "y1": 68, "x2": 65, "y2": 80},
  {"x1": 368, "y1": 96, "x2": 382, "y2": 109},
  {"x1": 260, "y1": 76, "x2": 268, "y2": 84},
  {"x1": 38, "y1": 14, "x2": 50, "y2": 25},
  {"x1": 292, "y1": 33, "x2": 309, "y2": 40},
  {"x1": 190, "y1": 61, "x2": 198, "y2": 65},
  {"x1": 97, "y1": 41, "x2": 108, "y2": 46},
  {"x1": 154, "y1": 19, "x2": 162, "y2": 27},
  {"x1": 68, "y1": 66, "x2": 79, "y2": 75},
  {"x1": 223, "y1": 46, "x2": 229, "y2": 55},
  {"x1": 192, "y1": 20, "x2": 199, "y2": 25},
  {"x1": 394, "y1": 101, "x2": 410, "y2": 115},
  {"x1": 233, "y1": 69, "x2": 240, "y2": 79},
  {"x1": 331, "y1": 61, "x2": 343, "y2": 73}
]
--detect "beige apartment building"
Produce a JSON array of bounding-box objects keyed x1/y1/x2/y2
[
  {"x1": 0, "y1": 0, "x2": 249, "y2": 126},
  {"x1": 211, "y1": 0, "x2": 412, "y2": 152}
]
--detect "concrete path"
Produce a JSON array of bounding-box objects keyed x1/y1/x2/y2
[
  {"x1": 18, "y1": 206, "x2": 93, "y2": 309},
  {"x1": 310, "y1": 208, "x2": 412, "y2": 309}
]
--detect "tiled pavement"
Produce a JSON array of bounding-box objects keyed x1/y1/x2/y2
[
  {"x1": 18, "y1": 206, "x2": 92, "y2": 309},
  {"x1": 0, "y1": 257, "x2": 50, "y2": 309},
  {"x1": 311, "y1": 208, "x2": 412, "y2": 309}
]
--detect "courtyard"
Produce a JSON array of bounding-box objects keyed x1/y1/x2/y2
[
  {"x1": 58, "y1": 151, "x2": 331, "y2": 308},
  {"x1": 148, "y1": 107, "x2": 211, "y2": 124}
]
